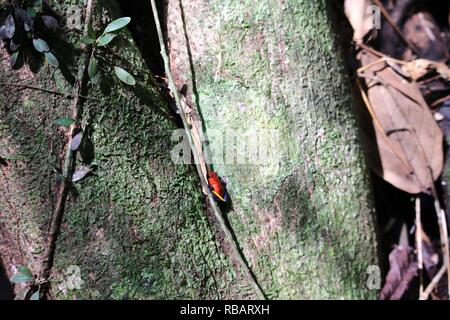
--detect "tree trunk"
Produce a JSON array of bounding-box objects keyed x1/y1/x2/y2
[
  {"x1": 165, "y1": 0, "x2": 379, "y2": 299},
  {"x1": 0, "y1": 0, "x2": 379, "y2": 299},
  {"x1": 0, "y1": 0, "x2": 243, "y2": 299}
]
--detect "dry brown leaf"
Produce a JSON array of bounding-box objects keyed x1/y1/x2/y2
[
  {"x1": 380, "y1": 245, "x2": 417, "y2": 300},
  {"x1": 435, "y1": 63, "x2": 450, "y2": 81},
  {"x1": 357, "y1": 50, "x2": 443, "y2": 194},
  {"x1": 344, "y1": 0, "x2": 375, "y2": 43},
  {"x1": 402, "y1": 59, "x2": 450, "y2": 81},
  {"x1": 402, "y1": 59, "x2": 433, "y2": 80}
]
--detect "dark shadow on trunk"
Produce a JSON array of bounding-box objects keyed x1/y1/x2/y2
[
  {"x1": 117, "y1": 0, "x2": 167, "y2": 78},
  {"x1": 117, "y1": 0, "x2": 183, "y2": 128},
  {"x1": 0, "y1": 258, "x2": 14, "y2": 300}
]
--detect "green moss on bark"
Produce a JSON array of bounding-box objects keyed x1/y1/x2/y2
[
  {"x1": 0, "y1": 0, "x2": 252, "y2": 299},
  {"x1": 166, "y1": 0, "x2": 379, "y2": 299}
]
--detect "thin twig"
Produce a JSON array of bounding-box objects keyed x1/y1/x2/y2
[
  {"x1": 38, "y1": 0, "x2": 95, "y2": 299},
  {"x1": 149, "y1": 0, "x2": 266, "y2": 300},
  {"x1": 415, "y1": 197, "x2": 424, "y2": 296},
  {"x1": 418, "y1": 75, "x2": 441, "y2": 85},
  {"x1": 372, "y1": 0, "x2": 420, "y2": 56},
  {"x1": 357, "y1": 44, "x2": 407, "y2": 66},
  {"x1": 437, "y1": 205, "x2": 450, "y2": 299},
  {"x1": 420, "y1": 264, "x2": 447, "y2": 300},
  {"x1": 416, "y1": 149, "x2": 450, "y2": 299},
  {"x1": 440, "y1": 209, "x2": 450, "y2": 299},
  {"x1": 432, "y1": 192, "x2": 450, "y2": 300},
  {"x1": 431, "y1": 94, "x2": 450, "y2": 108},
  {"x1": 412, "y1": 115, "x2": 450, "y2": 299},
  {"x1": 420, "y1": 198, "x2": 450, "y2": 300},
  {"x1": 179, "y1": 95, "x2": 208, "y2": 183},
  {"x1": 0, "y1": 81, "x2": 97, "y2": 101}
]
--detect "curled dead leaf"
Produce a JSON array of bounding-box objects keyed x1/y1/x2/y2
[
  {"x1": 344, "y1": 0, "x2": 375, "y2": 43},
  {"x1": 402, "y1": 59, "x2": 450, "y2": 81},
  {"x1": 357, "y1": 50, "x2": 443, "y2": 194},
  {"x1": 380, "y1": 245, "x2": 417, "y2": 300}
]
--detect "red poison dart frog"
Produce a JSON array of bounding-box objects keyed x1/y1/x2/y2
[{"x1": 207, "y1": 171, "x2": 228, "y2": 202}]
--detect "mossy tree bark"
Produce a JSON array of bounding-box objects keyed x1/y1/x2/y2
[
  {"x1": 0, "y1": 0, "x2": 379, "y2": 299},
  {"x1": 0, "y1": 0, "x2": 246, "y2": 299},
  {"x1": 166, "y1": 0, "x2": 379, "y2": 299}
]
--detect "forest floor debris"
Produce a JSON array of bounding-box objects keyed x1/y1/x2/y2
[{"x1": 344, "y1": 0, "x2": 450, "y2": 300}]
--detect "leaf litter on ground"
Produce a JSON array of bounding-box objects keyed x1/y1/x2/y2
[{"x1": 356, "y1": 49, "x2": 443, "y2": 194}]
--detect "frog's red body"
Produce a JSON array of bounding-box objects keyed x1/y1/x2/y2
[{"x1": 207, "y1": 171, "x2": 228, "y2": 202}]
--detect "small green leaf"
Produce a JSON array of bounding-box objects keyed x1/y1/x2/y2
[
  {"x1": 70, "y1": 132, "x2": 83, "y2": 151},
  {"x1": 11, "y1": 273, "x2": 33, "y2": 284},
  {"x1": 103, "y1": 17, "x2": 131, "y2": 34},
  {"x1": 88, "y1": 57, "x2": 98, "y2": 81},
  {"x1": 5, "y1": 15, "x2": 15, "y2": 39},
  {"x1": 80, "y1": 35, "x2": 95, "y2": 45},
  {"x1": 90, "y1": 72, "x2": 101, "y2": 85},
  {"x1": 54, "y1": 117, "x2": 75, "y2": 127},
  {"x1": 32, "y1": 38, "x2": 49, "y2": 52},
  {"x1": 114, "y1": 67, "x2": 136, "y2": 86},
  {"x1": 30, "y1": 290, "x2": 40, "y2": 300},
  {"x1": 10, "y1": 51, "x2": 19, "y2": 67},
  {"x1": 97, "y1": 33, "x2": 116, "y2": 46},
  {"x1": 72, "y1": 165, "x2": 92, "y2": 182},
  {"x1": 18, "y1": 266, "x2": 33, "y2": 278},
  {"x1": 44, "y1": 52, "x2": 59, "y2": 67}
]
